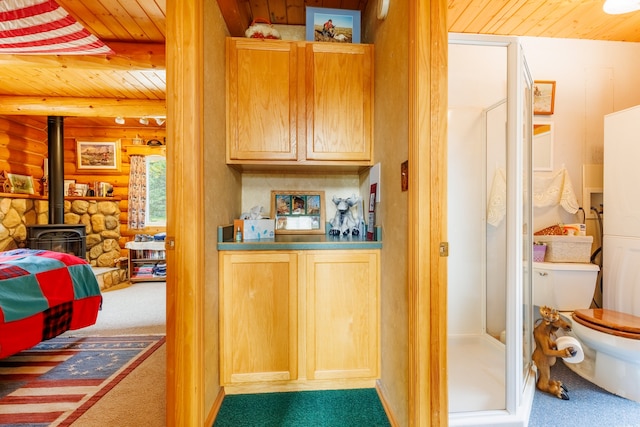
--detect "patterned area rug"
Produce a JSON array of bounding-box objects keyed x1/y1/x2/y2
[{"x1": 0, "y1": 335, "x2": 165, "y2": 426}]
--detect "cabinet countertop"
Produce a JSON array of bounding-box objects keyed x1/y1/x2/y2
[{"x1": 217, "y1": 225, "x2": 382, "y2": 251}]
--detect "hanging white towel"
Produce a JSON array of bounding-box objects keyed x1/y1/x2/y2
[
  {"x1": 533, "y1": 168, "x2": 579, "y2": 214},
  {"x1": 487, "y1": 167, "x2": 507, "y2": 227}
]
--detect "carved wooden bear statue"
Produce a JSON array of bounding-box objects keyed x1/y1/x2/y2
[{"x1": 532, "y1": 305, "x2": 577, "y2": 400}]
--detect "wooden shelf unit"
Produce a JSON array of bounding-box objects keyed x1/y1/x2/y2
[{"x1": 125, "y1": 240, "x2": 167, "y2": 282}]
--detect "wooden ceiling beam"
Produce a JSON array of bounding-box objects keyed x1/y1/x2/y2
[
  {"x1": 0, "y1": 96, "x2": 166, "y2": 117},
  {"x1": 0, "y1": 42, "x2": 165, "y2": 71}
]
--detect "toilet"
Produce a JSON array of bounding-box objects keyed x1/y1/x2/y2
[{"x1": 533, "y1": 261, "x2": 640, "y2": 402}]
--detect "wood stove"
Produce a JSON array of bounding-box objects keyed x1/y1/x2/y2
[{"x1": 27, "y1": 224, "x2": 87, "y2": 260}]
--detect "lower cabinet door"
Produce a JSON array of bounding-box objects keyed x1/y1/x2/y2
[
  {"x1": 305, "y1": 250, "x2": 380, "y2": 380},
  {"x1": 220, "y1": 251, "x2": 298, "y2": 385}
]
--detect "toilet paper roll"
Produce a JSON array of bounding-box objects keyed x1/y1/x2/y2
[{"x1": 556, "y1": 336, "x2": 584, "y2": 363}]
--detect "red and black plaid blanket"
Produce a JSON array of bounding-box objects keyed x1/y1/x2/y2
[{"x1": 0, "y1": 249, "x2": 102, "y2": 358}]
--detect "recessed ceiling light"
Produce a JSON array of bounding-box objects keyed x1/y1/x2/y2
[{"x1": 603, "y1": 0, "x2": 640, "y2": 14}]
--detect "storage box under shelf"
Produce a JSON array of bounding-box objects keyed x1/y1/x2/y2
[{"x1": 533, "y1": 235, "x2": 593, "y2": 263}]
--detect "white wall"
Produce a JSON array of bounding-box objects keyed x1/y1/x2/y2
[
  {"x1": 521, "y1": 37, "x2": 640, "y2": 232},
  {"x1": 448, "y1": 36, "x2": 640, "y2": 337}
]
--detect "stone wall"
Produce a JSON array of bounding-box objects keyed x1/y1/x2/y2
[{"x1": 0, "y1": 196, "x2": 123, "y2": 268}]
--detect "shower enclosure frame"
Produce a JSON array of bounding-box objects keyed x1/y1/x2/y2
[{"x1": 448, "y1": 33, "x2": 535, "y2": 426}]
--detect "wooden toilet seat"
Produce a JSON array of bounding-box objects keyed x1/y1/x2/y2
[{"x1": 572, "y1": 308, "x2": 640, "y2": 340}]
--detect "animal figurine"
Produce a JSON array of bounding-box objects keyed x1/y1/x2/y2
[
  {"x1": 329, "y1": 194, "x2": 361, "y2": 236},
  {"x1": 532, "y1": 305, "x2": 576, "y2": 400}
]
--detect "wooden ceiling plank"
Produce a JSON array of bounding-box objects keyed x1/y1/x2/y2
[
  {"x1": 56, "y1": 0, "x2": 125, "y2": 41},
  {"x1": 249, "y1": 0, "x2": 271, "y2": 24},
  {"x1": 448, "y1": 0, "x2": 497, "y2": 33},
  {"x1": 324, "y1": 0, "x2": 343, "y2": 9},
  {"x1": 268, "y1": 0, "x2": 289, "y2": 23},
  {"x1": 134, "y1": 0, "x2": 167, "y2": 39},
  {"x1": 541, "y1": 2, "x2": 605, "y2": 39},
  {"x1": 104, "y1": 0, "x2": 165, "y2": 42},
  {"x1": 340, "y1": 0, "x2": 362, "y2": 11},
  {"x1": 285, "y1": 0, "x2": 305, "y2": 25},
  {"x1": 216, "y1": 0, "x2": 252, "y2": 37},
  {"x1": 488, "y1": 1, "x2": 547, "y2": 36},
  {"x1": 0, "y1": 96, "x2": 166, "y2": 117},
  {"x1": 514, "y1": 1, "x2": 582, "y2": 37},
  {"x1": 480, "y1": 0, "x2": 530, "y2": 34}
]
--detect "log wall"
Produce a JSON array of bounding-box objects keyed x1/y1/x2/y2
[{"x1": 0, "y1": 115, "x2": 167, "y2": 255}]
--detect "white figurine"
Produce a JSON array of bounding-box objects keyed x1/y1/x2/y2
[{"x1": 329, "y1": 194, "x2": 361, "y2": 236}]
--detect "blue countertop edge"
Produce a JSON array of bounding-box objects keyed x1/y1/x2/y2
[{"x1": 217, "y1": 224, "x2": 382, "y2": 251}]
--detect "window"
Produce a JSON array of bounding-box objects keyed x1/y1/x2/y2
[{"x1": 145, "y1": 155, "x2": 166, "y2": 226}]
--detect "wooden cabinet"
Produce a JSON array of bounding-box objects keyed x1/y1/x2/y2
[
  {"x1": 305, "y1": 250, "x2": 380, "y2": 381},
  {"x1": 219, "y1": 249, "x2": 380, "y2": 392},
  {"x1": 226, "y1": 38, "x2": 299, "y2": 162},
  {"x1": 219, "y1": 251, "x2": 298, "y2": 385},
  {"x1": 226, "y1": 38, "x2": 373, "y2": 169},
  {"x1": 304, "y1": 43, "x2": 374, "y2": 162}
]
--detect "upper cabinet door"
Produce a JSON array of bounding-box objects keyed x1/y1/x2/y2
[
  {"x1": 305, "y1": 43, "x2": 373, "y2": 162},
  {"x1": 226, "y1": 39, "x2": 298, "y2": 161}
]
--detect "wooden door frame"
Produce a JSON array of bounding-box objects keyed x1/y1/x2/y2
[
  {"x1": 408, "y1": 0, "x2": 448, "y2": 425},
  {"x1": 166, "y1": 0, "x2": 206, "y2": 424},
  {"x1": 164, "y1": 0, "x2": 450, "y2": 423}
]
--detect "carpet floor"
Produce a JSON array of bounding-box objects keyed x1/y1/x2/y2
[
  {"x1": 0, "y1": 334, "x2": 165, "y2": 426},
  {"x1": 529, "y1": 360, "x2": 640, "y2": 427},
  {"x1": 214, "y1": 388, "x2": 391, "y2": 427}
]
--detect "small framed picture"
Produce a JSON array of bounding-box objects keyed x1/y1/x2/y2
[
  {"x1": 534, "y1": 80, "x2": 556, "y2": 115},
  {"x1": 76, "y1": 140, "x2": 121, "y2": 171},
  {"x1": 64, "y1": 179, "x2": 76, "y2": 196},
  {"x1": 7, "y1": 173, "x2": 35, "y2": 194},
  {"x1": 271, "y1": 190, "x2": 325, "y2": 234},
  {"x1": 306, "y1": 7, "x2": 361, "y2": 43}
]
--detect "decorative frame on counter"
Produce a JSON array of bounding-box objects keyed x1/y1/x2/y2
[
  {"x1": 271, "y1": 190, "x2": 325, "y2": 234},
  {"x1": 76, "y1": 139, "x2": 121, "y2": 171}
]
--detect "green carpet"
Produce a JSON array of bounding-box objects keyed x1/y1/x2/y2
[{"x1": 214, "y1": 388, "x2": 391, "y2": 427}]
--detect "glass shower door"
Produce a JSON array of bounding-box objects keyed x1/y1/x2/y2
[{"x1": 448, "y1": 33, "x2": 535, "y2": 426}]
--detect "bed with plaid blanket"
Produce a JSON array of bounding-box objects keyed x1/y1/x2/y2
[{"x1": 0, "y1": 249, "x2": 102, "y2": 358}]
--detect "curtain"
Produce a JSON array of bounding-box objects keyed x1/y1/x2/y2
[{"x1": 128, "y1": 155, "x2": 147, "y2": 229}]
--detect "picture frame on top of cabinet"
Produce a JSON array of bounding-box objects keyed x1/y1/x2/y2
[
  {"x1": 271, "y1": 190, "x2": 326, "y2": 234},
  {"x1": 533, "y1": 80, "x2": 556, "y2": 115},
  {"x1": 76, "y1": 139, "x2": 121, "y2": 172},
  {"x1": 305, "y1": 7, "x2": 361, "y2": 43}
]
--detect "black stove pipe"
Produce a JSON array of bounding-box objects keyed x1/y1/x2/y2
[{"x1": 47, "y1": 116, "x2": 65, "y2": 224}]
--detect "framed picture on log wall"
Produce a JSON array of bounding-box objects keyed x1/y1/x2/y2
[
  {"x1": 6, "y1": 173, "x2": 34, "y2": 195},
  {"x1": 76, "y1": 140, "x2": 121, "y2": 171}
]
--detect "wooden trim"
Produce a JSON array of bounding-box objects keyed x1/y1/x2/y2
[
  {"x1": 205, "y1": 387, "x2": 226, "y2": 427},
  {"x1": 166, "y1": 0, "x2": 205, "y2": 424},
  {"x1": 408, "y1": 0, "x2": 449, "y2": 425},
  {"x1": 376, "y1": 380, "x2": 400, "y2": 427},
  {"x1": 0, "y1": 41, "x2": 166, "y2": 71},
  {"x1": 0, "y1": 96, "x2": 166, "y2": 118}
]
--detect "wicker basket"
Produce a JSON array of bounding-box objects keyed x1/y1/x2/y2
[{"x1": 532, "y1": 235, "x2": 593, "y2": 263}]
